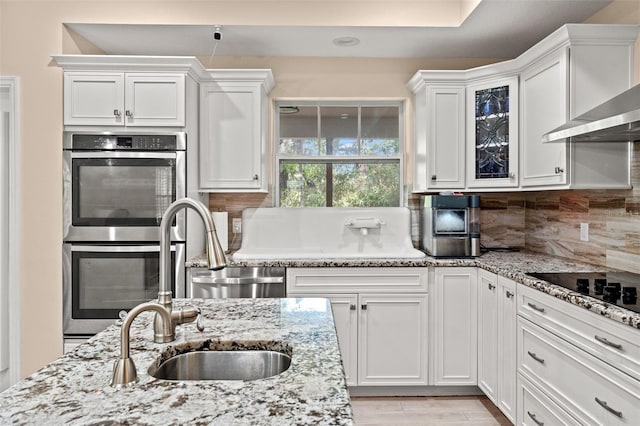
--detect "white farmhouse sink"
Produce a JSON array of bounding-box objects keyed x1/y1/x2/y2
[{"x1": 233, "y1": 207, "x2": 425, "y2": 260}]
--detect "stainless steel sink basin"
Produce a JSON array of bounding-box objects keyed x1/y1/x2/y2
[
  {"x1": 189, "y1": 267, "x2": 285, "y2": 298},
  {"x1": 148, "y1": 350, "x2": 292, "y2": 381}
]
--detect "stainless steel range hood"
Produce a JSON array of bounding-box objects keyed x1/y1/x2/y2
[{"x1": 542, "y1": 83, "x2": 640, "y2": 143}]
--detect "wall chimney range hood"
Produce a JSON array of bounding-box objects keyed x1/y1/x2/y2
[{"x1": 542, "y1": 83, "x2": 640, "y2": 143}]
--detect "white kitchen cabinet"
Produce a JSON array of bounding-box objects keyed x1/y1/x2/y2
[
  {"x1": 63, "y1": 72, "x2": 186, "y2": 127},
  {"x1": 199, "y1": 70, "x2": 274, "y2": 192},
  {"x1": 287, "y1": 267, "x2": 428, "y2": 387},
  {"x1": 520, "y1": 31, "x2": 636, "y2": 190},
  {"x1": 466, "y1": 76, "x2": 519, "y2": 189},
  {"x1": 477, "y1": 269, "x2": 499, "y2": 401},
  {"x1": 431, "y1": 267, "x2": 477, "y2": 386},
  {"x1": 409, "y1": 80, "x2": 466, "y2": 191},
  {"x1": 477, "y1": 270, "x2": 517, "y2": 423},
  {"x1": 323, "y1": 294, "x2": 358, "y2": 387}
]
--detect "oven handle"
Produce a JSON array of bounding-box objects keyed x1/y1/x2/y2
[
  {"x1": 69, "y1": 152, "x2": 177, "y2": 159},
  {"x1": 67, "y1": 245, "x2": 176, "y2": 253}
]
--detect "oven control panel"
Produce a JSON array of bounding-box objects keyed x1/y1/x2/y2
[{"x1": 64, "y1": 133, "x2": 185, "y2": 151}]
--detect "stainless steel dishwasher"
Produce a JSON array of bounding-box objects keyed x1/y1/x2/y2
[{"x1": 187, "y1": 267, "x2": 286, "y2": 298}]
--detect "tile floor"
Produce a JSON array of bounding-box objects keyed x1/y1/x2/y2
[{"x1": 350, "y1": 396, "x2": 512, "y2": 425}]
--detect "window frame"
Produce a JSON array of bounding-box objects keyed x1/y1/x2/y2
[{"x1": 274, "y1": 99, "x2": 405, "y2": 207}]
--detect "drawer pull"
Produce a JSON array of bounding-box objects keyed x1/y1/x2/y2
[
  {"x1": 528, "y1": 351, "x2": 545, "y2": 364},
  {"x1": 595, "y1": 397, "x2": 623, "y2": 418},
  {"x1": 527, "y1": 302, "x2": 545, "y2": 313},
  {"x1": 594, "y1": 335, "x2": 623, "y2": 350},
  {"x1": 527, "y1": 411, "x2": 544, "y2": 426}
]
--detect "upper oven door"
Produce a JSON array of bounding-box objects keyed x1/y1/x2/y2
[{"x1": 63, "y1": 151, "x2": 185, "y2": 242}]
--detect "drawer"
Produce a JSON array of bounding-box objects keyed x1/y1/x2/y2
[
  {"x1": 518, "y1": 374, "x2": 580, "y2": 426},
  {"x1": 518, "y1": 283, "x2": 640, "y2": 382},
  {"x1": 518, "y1": 317, "x2": 640, "y2": 425},
  {"x1": 286, "y1": 267, "x2": 428, "y2": 294}
]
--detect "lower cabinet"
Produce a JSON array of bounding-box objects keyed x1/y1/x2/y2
[
  {"x1": 287, "y1": 267, "x2": 428, "y2": 387},
  {"x1": 477, "y1": 270, "x2": 517, "y2": 423},
  {"x1": 431, "y1": 267, "x2": 478, "y2": 386}
]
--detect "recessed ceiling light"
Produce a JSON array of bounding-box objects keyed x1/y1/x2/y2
[{"x1": 332, "y1": 36, "x2": 360, "y2": 47}]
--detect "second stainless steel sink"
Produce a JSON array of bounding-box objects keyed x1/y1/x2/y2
[{"x1": 188, "y1": 266, "x2": 285, "y2": 298}]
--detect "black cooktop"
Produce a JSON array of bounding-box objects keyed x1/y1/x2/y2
[{"x1": 526, "y1": 271, "x2": 640, "y2": 314}]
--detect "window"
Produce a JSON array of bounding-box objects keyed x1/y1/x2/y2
[{"x1": 275, "y1": 101, "x2": 403, "y2": 207}]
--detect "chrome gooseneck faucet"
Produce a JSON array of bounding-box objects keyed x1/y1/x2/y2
[{"x1": 154, "y1": 198, "x2": 228, "y2": 343}]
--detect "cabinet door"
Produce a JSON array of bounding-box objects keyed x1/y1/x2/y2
[
  {"x1": 477, "y1": 269, "x2": 498, "y2": 402},
  {"x1": 432, "y1": 267, "x2": 477, "y2": 385},
  {"x1": 423, "y1": 86, "x2": 466, "y2": 189},
  {"x1": 200, "y1": 83, "x2": 265, "y2": 191},
  {"x1": 497, "y1": 276, "x2": 517, "y2": 423},
  {"x1": 325, "y1": 294, "x2": 358, "y2": 387},
  {"x1": 124, "y1": 74, "x2": 185, "y2": 127},
  {"x1": 63, "y1": 72, "x2": 124, "y2": 126},
  {"x1": 359, "y1": 294, "x2": 428, "y2": 386},
  {"x1": 466, "y1": 76, "x2": 519, "y2": 188},
  {"x1": 520, "y1": 48, "x2": 568, "y2": 187}
]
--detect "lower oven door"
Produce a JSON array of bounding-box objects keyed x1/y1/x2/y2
[{"x1": 62, "y1": 243, "x2": 185, "y2": 336}]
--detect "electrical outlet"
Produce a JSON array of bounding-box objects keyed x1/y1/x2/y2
[
  {"x1": 232, "y1": 218, "x2": 242, "y2": 234},
  {"x1": 580, "y1": 222, "x2": 589, "y2": 242}
]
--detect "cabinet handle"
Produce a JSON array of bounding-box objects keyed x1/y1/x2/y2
[
  {"x1": 349, "y1": 304, "x2": 356, "y2": 311},
  {"x1": 488, "y1": 283, "x2": 495, "y2": 290},
  {"x1": 361, "y1": 304, "x2": 367, "y2": 310},
  {"x1": 554, "y1": 167, "x2": 564, "y2": 174},
  {"x1": 527, "y1": 302, "x2": 545, "y2": 313},
  {"x1": 527, "y1": 351, "x2": 545, "y2": 364},
  {"x1": 113, "y1": 109, "x2": 121, "y2": 117},
  {"x1": 431, "y1": 174, "x2": 437, "y2": 181},
  {"x1": 253, "y1": 174, "x2": 259, "y2": 180},
  {"x1": 594, "y1": 335, "x2": 623, "y2": 350},
  {"x1": 527, "y1": 411, "x2": 544, "y2": 426},
  {"x1": 125, "y1": 110, "x2": 133, "y2": 118},
  {"x1": 509, "y1": 172, "x2": 516, "y2": 179},
  {"x1": 505, "y1": 290, "x2": 514, "y2": 299},
  {"x1": 595, "y1": 397, "x2": 623, "y2": 418}
]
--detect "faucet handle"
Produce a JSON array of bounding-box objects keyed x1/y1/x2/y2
[
  {"x1": 196, "y1": 308, "x2": 205, "y2": 332},
  {"x1": 115, "y1": 310, "x2": 128, "y2": 326}
]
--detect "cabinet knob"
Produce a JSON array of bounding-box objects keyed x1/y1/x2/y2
[
  {"x1": 349, "y1": 304, "x2": 356, "y2": 311},
  {"x1": 125, "y1": 110, "x2": 133, "y2": 118},
  {"x1": 113, "y1": 109, "x2": 121, "y2": 117},
  {"x1": 488, "y1": 283, "x2": 495, "y2": 290},
  {"x1": 506, "y1": 290, "x2": 514, "y2": 299},
  {"x1": 509, "y1": 172, "x2": 516, "y2": 179},
  {"x1": 253, "y1": 174, "x2": 259, "y2": 180},
  {"x1": 554, "y1": 167, "x2": 564, "y2": 174},
  {"x1": 431, "y1": 175, "x2": 437, "y2": 181},
  {"x1": 361, "y1": 304, "x2": 367, "y2": 310}
]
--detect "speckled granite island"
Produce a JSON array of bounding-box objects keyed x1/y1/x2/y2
[{"x1": 0, "y1": 298, "x2": 353, "y2": 425}]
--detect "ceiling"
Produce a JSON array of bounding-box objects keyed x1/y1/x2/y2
[{"x1": 66, "y1": 0, "x2": 612, "y2": 59}]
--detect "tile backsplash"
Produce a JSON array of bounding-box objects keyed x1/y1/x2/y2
[{"x1": 209, "y1": 142, "x2": 639, "y2": 271}]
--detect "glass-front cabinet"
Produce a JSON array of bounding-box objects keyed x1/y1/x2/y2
[{"x1": 466, "y1": 76, "x2": 519, "y2": 188}]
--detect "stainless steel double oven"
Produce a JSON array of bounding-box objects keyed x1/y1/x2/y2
[{"x1": 63, "y1": 132, "x2": 186, "y2": 337}]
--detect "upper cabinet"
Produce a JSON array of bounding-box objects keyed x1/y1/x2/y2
[
  {"x1": 63, "y1": 72, "x2": 186, "y2": 127},
  {"x1": 466, "y1": 76, "x2": 519, "y2": 189},
  {"x1": 409, "y1": 24, "x2": 639, "y2": 193},
  {"x1": 199, "y1": 70, "x2": 274, "y2": 192},
  {"x1": 411, "y1": 81, "x2": 466, "y2": 191}
]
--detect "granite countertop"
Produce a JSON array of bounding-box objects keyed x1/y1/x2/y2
[
  {"x1": 0, "y1": 298, "x2": 353, "y2": 425},
  {"x1": 187, "y1": 250, "x2": 640, "y2": 329}
]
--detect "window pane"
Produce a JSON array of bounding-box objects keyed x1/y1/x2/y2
[
  {"x1": 279, "y1": 106, "x2": 324, "y2": 155},
  {"x1": 321, "y1": 107, "x2": 358, "y2": 155},
  {"x1": 361, "y1": 107, "x2": 400, "y2": 155},
  {"x1": 279, "y1": 160, "x2": 399, "y2": 207},
  {"x1": 279, "y1": 162, "x2": 327, "y2": 207}
]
